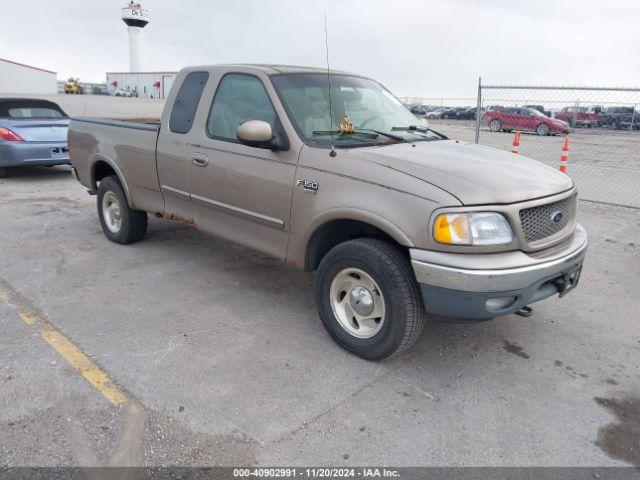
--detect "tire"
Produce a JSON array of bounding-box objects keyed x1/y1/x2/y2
[
  {"x1": 315, "y1": 238, "x2": 425, "y2": 360},
  {"x1": 536, "y1": 123, "x2": 550, "y2": 136},
  {"x1": 489, "y1": 119, "x2": 502, "y2": 132},
  {"x1": 0, "y1": 167, "x2": 7, "y2": 178},
  {"x1": 97, "y1": 175, "x2": 147, "y2": 244}
]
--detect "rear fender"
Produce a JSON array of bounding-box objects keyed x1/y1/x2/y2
[{"x1": 90, "y1": 153, "x2": 134, "y2": 208}]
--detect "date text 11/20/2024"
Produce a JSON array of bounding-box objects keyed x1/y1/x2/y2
[{"x1": 233, "y1": 467, "x2": 400, "y2": 478}]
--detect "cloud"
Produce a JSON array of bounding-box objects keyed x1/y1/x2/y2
[{"x1": 2, "y1": 0, "x2": 637, "y2": 97}]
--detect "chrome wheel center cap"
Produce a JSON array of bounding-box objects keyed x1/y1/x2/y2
[{"x1": 350, "y1": 286, "x2": 374, "y2": 316}]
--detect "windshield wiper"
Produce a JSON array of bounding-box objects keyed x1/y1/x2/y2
[
  {"x1": 391, "y1": 125, "x2": 448, "y2": 139},
  {"x1": 313, "y1": 130, "x2": 378, "y2": 139},
  {"x1": 313, "y1": 129, "x2": 408, "y2": 143},
  {"x1": 355, "y1": 128, "x2": 408, "y2": 142}
]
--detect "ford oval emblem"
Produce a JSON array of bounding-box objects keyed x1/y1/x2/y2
[{"x1": 551, "y1": 211, "x2": 564, "y2": 224}]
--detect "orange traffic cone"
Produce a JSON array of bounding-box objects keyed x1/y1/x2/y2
[
  {"x1": 511, "y1": 131, "x2": 521, "y2": 154},
  {"x1": 560, "y1": 134, "x2": 569, "y2": 173}
]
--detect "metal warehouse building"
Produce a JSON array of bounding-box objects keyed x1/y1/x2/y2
[
  {"x1": 0, "y1": 57, "x2": 58, "y2": 94},
  {"x1": 106, "y1": 71, "x2": 176, "y2": 99}
]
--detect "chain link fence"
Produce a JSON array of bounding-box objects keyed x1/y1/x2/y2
[
  {"x1": 404, "y1": 85, "x2": 640, "y2": 208},
  {"x1": 473, "y1": 82, "x2": 640, "y2": 208}
]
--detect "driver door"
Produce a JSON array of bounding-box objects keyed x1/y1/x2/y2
[{"x1": 187, "y1": 73, "x2": 298, "y2": 260}]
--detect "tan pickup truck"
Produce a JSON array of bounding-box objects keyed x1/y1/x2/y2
[{"x1": 69, "y1": 64, "x2": 587, "y2": 360}]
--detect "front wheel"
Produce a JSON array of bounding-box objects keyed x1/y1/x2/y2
[
  {"x1": 315, "y1": 239, "x2": 425, "y2": 360},
  {"x1": 489, "y1": 119, "x2": 502, "y2": 132},
  {"x1": 536, "y1": 123, "x2": 550, "y2": 136},
  {"x1": 97, "y1": 176, "x2": 147, "y2": 244}
]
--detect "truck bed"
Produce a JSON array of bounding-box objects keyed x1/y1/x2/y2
[{"x1": 68, "y1": 117, "x2": 164, "y2": 214}]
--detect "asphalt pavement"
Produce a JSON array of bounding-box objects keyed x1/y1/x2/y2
[{"x1": 1, "y1": 165, "x2": 638, "y2": 467}]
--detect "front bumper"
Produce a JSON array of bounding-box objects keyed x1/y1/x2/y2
[
  {"x1": 0, "y1": 141, "x2": 70, "y2": 167},
  {"x1": 411, "y1": 224, "x2": 587, "y2": 321}
]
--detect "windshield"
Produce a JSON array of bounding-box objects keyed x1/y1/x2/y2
[
  {"x1": 530, "y1": 109, "x2": 547, "y2": 117},
  {"x1": 270, "y1": 73, "x2": 441, "y2": 147}
]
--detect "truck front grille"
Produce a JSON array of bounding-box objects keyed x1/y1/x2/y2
[{"x1": 519, "y1": 195, "x2": 576, "y2": 243}]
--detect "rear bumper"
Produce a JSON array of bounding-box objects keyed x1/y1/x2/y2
[
  {"x1": 411, "y1": 224, "x2": 588, "y2": 321},
  {"x1": 0, "y1": 142, "x2": 70, "y2": 167}
]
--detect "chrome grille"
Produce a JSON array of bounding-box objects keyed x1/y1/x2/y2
[{"x1": 519, "y1": 195, "x2": 576, "y2": 243}]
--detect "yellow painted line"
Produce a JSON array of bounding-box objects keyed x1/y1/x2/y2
[
  {"x1": 0, "y1": 281, "x2": 127, "y2": 406},
  {"x1": 41, "y1": 329, "x2": 127, "y2": 405},
  {"x1": 19, "y1": 313, "x2": 37, "y2": 325}
]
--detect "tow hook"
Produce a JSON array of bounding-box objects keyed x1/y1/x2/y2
[{"x1": 515, "y1": 305, "x2": 534, "y2": 317}]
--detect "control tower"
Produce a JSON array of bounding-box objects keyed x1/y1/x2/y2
[{"x1": 121, "y1": 2, "x2": 150, "y2": 72}]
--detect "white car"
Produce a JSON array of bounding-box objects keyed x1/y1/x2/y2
[
  {"x1": 113, "y1": 89, "x2": 134, "y2": 97},
  {"x1": 426, "y1": 108, "x2": 448, "y2": 119}
]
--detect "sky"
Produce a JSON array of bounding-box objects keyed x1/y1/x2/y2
[{"x1": 1, "y1": 0, "x2": 638, "y2": 99}]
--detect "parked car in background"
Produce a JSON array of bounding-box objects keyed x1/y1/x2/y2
[
  {"x1": 555, "y1": 107, "x2": 599, "y2": 128},
  {"x1": 482, "y1": 107, "x2": 569, "y2": 135},
  {"x1": 524, "y1": 105, "x2": 551, "y2": 117},
  {"x1": 457, "y1": 107, "x2": 478, "y2": 120},
  {"x1": 114, "y1": 88, "x2": 134, "y2": 97},
  {"x1": 0, "y1": 98, "x2": 70, "y2": 177},
  {"x1": 410, "y1": 105, "x2": 429, "y2": 116},
  {"x1": 441, "y1": 107, "x2": 470, "y2": 119},
  {"x1": 426, "y1": 107, "x2": 451, "y2": 118},
  {"x1": 69, "y1": 64, "x2": 586, "y2": 360},
  {"x1": 598, "y1": 106, "x2": 638, "y2": 129}
]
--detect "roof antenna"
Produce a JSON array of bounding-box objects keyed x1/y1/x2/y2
[{"x1": 324, "y1": 11, "x2": 337, "y2": 157}]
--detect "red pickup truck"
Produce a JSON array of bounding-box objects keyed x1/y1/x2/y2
[{"x1": 554, "y1": 107, "x2": 598, "y2": 128}]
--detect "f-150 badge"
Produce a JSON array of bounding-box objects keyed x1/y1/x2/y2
[{"x1": 296, "y1": 179, "x2": 319, "y2": 194}]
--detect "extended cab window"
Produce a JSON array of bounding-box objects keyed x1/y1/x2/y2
[
  {"x1": 169, "y1": 71, "x2": 209, "y2": 134},
  {"x1": 206, "y1": 74, "x2": 276, "y2": 141}
]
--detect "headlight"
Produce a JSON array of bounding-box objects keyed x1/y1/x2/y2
[{"x1": 434, "y1": 212, "x2": 513, "y2": 245}]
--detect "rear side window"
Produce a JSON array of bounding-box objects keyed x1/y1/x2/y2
[{"x1": 169, "y1": 71, "x2": 209, "y2": 134}]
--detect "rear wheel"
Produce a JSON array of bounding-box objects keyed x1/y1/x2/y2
[
  {"x1": 315, "y1": 239, "x2": 425, "y2": 360},
  {"x1": 489, "y1": 119, "x2": 502, "y2": 132},
  {"x1": 97, "y1": 176, "x2": 147, "y2": 244},
  {"x1": 536, "y1": 123, "x2": 550, "y2": 136},
  {"x1": 0, "y1": 167, "x2": 7, "y2": 178}
]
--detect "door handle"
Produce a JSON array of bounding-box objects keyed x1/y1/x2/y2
[{"x1": 192, "y1": 153, "x2": 209, "y2": 167}]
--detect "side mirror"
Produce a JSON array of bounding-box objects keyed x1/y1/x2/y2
[{"x1": 237, "y1": 120, "x2": 276, "y2": 149}]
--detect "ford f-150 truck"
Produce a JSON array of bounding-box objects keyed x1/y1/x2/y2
[{"x1": 69, "y1": 64, "x2": 587, "y2": 360}]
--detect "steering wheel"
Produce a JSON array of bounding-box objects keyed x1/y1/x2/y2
[{"x1": 359, "y1": 115, "x2": 385, "y2": 130}]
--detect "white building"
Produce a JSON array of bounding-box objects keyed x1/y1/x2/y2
[
  {"x1": 0, "y1": 57, "x2": 58, "y2": 94},
  {"x1": 106, "y1": 71, "x2": 177, "y2": 99},
  {"x1": 105, "y1": 3, "x2": 177, "y2": 99}
]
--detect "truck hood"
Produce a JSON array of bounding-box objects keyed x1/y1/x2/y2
[{"x1": 345, "y1": 140, "x2": 573, "y2": 205}]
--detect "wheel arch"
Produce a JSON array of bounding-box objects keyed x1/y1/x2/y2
[
  {"x1": 90, "y1": 154, "x2": 134, "y2": 207},
  {"x1": 300, "y1": 209, "x2": 414, "y2": 272}
]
